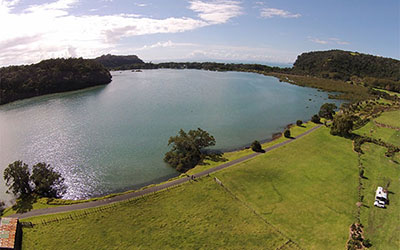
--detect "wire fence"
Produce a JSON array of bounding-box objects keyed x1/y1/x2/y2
[{"x1": 22, "y1": 184, "x2": 184, "y2": 228}]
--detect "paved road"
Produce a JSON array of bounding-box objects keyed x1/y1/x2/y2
[{"x1": 10, "y1": 125, "x2": 322, "y2": 219}]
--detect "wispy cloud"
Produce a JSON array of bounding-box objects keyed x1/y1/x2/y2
[
  {"x1": 188, "y1": 0, "x2": 242, "y2": 24},
  {"x1": 134, "y1": 3, "x2": 147, "y2": 7},
  {"x1": 136, "y1": 40, "x2": 197, "y2": 51},
  {"x1": 123, "y1": 41, "x2": 297, "y2": 64},
  {"x1": 260, "y1": 7, "x2": 301, "y2": 18},
  {"x1": 309, "y1": 37, "x2": 350, "y2": 45}
]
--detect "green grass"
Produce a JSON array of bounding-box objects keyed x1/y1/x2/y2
[
  {"x1": 354, "y1": 120, "x2": 400, "y2": 147},
  {"x1": 187, "y1": 121, "x2": 319, "y2": 175},
  {"x1": 213, "y1": 127, "x2": 359, "y2": 250},
  {"x1": 374, "y1": 110, "x2": 400, "y2": 128},
  {"x1": 22, "y1": 178, "x2": 287, "y2": 250},
  {"x1": 359, "y1": 143, "x2": 400, "y2": 249}
]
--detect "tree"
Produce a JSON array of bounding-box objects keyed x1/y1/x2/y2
[
  {"x1": 296, "y1": 120, "x2": 303, "y2": 126},
  {"x1": 284, "y1": 129, "x2": 291, "y2": 138},
  {"x1": 31, "y1": 162, "x2": 66, "y2": 198},
  {"x1": 3, "y1": 161, "x2": 32, "y2": 198},
  {"x1": 251, "y1": 140, "x2": 263, "y2": 152},
  {"x1": 311, "y1": 114, "x2": 320, "y2": 123},
  {"x1": 330, "y1": 114, "x2": 354, "y2": 136},
  {"x1": 164, "y1": 128, "x2": 216, "y2": 172},
  {"x1": 319, "y1": 103, "x2": 337, "y2": 120}
]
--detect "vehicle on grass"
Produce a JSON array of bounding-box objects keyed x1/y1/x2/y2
[{"x1": 374, "y1": 186, "x2": 388, "y2": 208}]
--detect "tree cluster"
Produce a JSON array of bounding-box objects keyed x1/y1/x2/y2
[
  {"x1": 3, "y1": 161, "x2": 66, "y2": 199},
  {"x1": 330, "y1": 114, "x2": 354, "y2": 137},
  {"x1": 164, "y1": 128, "x2": 216, "y2": 172},
  {"x1": 0, "y1": 58, "x2": 112, "y2": 104}
]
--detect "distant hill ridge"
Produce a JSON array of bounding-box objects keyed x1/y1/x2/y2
[{"x1": 94, "y1": 54, "x2": 144, "y2": 68}]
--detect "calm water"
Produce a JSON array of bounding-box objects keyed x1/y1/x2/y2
[{"x1": 0, "y1": 69, "x2": 342, "y2": 201}]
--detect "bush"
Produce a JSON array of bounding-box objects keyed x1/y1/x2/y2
[
  {"x1": 311, "y1": 114, "x2": 320, "y2": 123},
  {"x1": 284, "y1": 129, "x2": 291, "y2": 138},
  {"x1": 251, "y1": 140, "x2": 263, "y2": 152},
  {"x1": 296, "y1": 120, "x2": 303, "y2": 126}
]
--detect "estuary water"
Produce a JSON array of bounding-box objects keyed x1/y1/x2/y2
[{"x1": 0, "y1": 69, "x2": 342, "y2": 201}]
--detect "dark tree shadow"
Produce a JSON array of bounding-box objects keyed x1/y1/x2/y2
[
  {"x1": 200, "y1": 152, "x2": 228, "y2": 165},
  {"x1": 253, "y1": 149, "x2": 265, "y2": 153},
  {"x1": 12, "y1": 195, "x2": 36, "y2": 214}
]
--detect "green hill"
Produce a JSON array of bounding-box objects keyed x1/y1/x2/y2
[
  {"x1": 292, "y1": 50, "x2": 400, "y2": 92},
  {"x1": 0, "y1": 58, "x2": 112, "y2": 105}
]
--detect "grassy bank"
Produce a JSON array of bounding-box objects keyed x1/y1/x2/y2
[
  {"x1": 22, "y1": 177, "x2": 287, "y2": 250},
  {"x1": 187, "y1": 121, "x2": 319, "y2": 175}
]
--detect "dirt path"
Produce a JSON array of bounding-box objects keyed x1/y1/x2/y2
[{"x1": 10, "y1": 125, "x2": 322, "y2": 219}]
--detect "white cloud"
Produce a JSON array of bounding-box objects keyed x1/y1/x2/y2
[
  {"x1": 260, "y1": 8, "x2": 301, "y2": 18},
  {"x1": 0, "y1": 0, "x2": 215, "y2": 66},
  {"x1": 189, "y1": 0, "x2": 242, "y2": 24},
  {"x1": 309, "y1": 37, "x2": 350, "y2": 45}
]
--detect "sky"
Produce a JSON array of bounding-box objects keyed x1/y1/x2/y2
[{"x1": 0, "y1": 0, "x2": 399, "y2": 66}]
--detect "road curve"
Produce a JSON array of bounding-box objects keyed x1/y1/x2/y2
[{"x1": 11, "y1": 124, "x2": 322, "y2": 219}]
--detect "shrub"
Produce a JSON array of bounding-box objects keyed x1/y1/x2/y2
[
  {"x1": 284, "y1": 129, "x2": 291, "y2": 138},
  {"x1": 311, "y1": 114, "x2": 320, "y2": 123},
  {"x1": 296, "y1": 120, "x2": 303, "y2": 126},
  {"x1": 251, "y1": 140, "x2": 263, "y2": 152}
]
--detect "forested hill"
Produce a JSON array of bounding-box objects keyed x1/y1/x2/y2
[
  {"x1": 0, "y1": 58, "x2": 112, "y2": 105},
  {"x1": 293, "y1": 50, "x2": 399, "y2": 86},
  {"x1": 94, "y1": 54, "x2": 144, "y2": 69}
]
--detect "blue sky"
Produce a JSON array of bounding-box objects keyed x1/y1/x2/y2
[{"x1": 0, "y1": 0, "x2": 398, "y2": 66}]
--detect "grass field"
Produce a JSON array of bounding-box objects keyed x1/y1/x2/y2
[
  {"x1": 22, "y1": 177, "x2": 287, "y2": 250},
  {"x1": 353, "y1": 110, "x2": 400, "y2": 147},
  {"x1": 213, "y1": 127, "x2": 359, "y2": 249},
  {"x1": 374, "y1": 110, "x2": 400, "y2": 128},
  {"x1": 359, "y1": 143, "x2": 400, "y2": 249}
]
